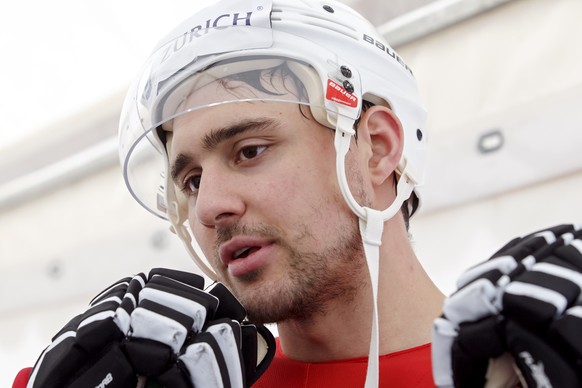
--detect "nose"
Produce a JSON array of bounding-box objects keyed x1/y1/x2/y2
[{"x1": 194, "y1": 168, "x2": 245, "y2": 228}]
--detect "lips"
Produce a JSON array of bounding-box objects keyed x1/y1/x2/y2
[
  {"x1": 219, "y1": 236, "x2": 271, "y2": 265},
  {"x1": 218, "y1": 236, "x2": 275, "y2": 282}
]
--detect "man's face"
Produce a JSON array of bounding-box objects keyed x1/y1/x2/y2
[{"x1": 168, "y1": 76, "x2": 369, "y2": 324}]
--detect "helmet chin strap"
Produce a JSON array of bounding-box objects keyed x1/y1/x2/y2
[{"x1": 333, "y1": 112, "x2": 414, "y2": 388}]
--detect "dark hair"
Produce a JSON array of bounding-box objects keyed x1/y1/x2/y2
[{"x1": 219, "y1": 61, "x2": 309, "y2": 102}]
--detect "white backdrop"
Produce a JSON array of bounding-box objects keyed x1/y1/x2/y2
[{"x1": 2, "y1": 0, "x2": 582, "y2": 385}]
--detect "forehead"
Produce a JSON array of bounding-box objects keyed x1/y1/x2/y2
[
  {"x1": 173, "y1": 99, "x2": 300, "y2": 138},
  {"x1": 167, "y1": 93, "x2": 307, "y2": 163}
]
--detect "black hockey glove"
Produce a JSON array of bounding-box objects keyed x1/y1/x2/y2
[
  {"x1": 27, "y1": 268, "x2": 275, "y2": 388},
  {"x1": 432, "y1": 224, "x2": 582, "y2": 388}
]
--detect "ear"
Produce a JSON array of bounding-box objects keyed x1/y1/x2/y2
[{"x1": 357, "y1": 106, "x2": 404, "y2": 187}]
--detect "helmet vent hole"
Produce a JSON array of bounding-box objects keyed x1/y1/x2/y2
[
  {"x1": 323, "y1": 5, "x2": 334, "y2": 13},
  {"x1": 477, "y1": 129, "x2": 504, "y2": 154},
  {"x1": 340, "y1": 65, "x2": 352, "y2": 78},
  {"x1": 416, "y1": 129, "x2": 423, "y2": 141},
  {"x1": 343, "y1": 80, "x2": 355, "y2": 94}
]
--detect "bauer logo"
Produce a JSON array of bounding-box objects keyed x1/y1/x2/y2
[
  {"x1": 362, "y1": 34, "x2": 414, "y2": 77},
  {"x1": 326, "y1": 79, "x2": 358, "y2": 108}
]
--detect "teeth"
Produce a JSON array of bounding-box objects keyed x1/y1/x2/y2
[{"x1": 234, "y1": 247, "x2": 251, "y2": 259}]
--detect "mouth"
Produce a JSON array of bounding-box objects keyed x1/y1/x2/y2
[
  {"x1": 218, "y1": 237, "x2": 275, "y2": 277},
  {"x1": 220, "y1": 238, "x2": 269, "y2": 264},
  {"x1": 233, "y1": 246, "x2": 261, "y2": 260}
]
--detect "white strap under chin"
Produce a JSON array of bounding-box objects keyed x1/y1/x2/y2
[
  {"x1": 360, "y1": 208, "x2": 383, "y2": 388},
  {"x1": 333, "y1": 113, "x2": 414, "y2": 388}
]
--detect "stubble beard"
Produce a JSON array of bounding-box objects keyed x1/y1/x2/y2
[{"x1": 212, "y1": 215, "x2": 367, "y2": 325}]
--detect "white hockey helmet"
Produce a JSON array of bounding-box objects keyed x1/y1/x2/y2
[
  {"x1": 118, "y1": 0, "x2": 427, "y2": 278},
  {"x1": 119, "y1": 2, "x2": 428, "y2": 385}
]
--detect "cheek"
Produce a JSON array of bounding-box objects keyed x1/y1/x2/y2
[{"x1": 272, "y1": 159, "x2": 347, "y2": 225}]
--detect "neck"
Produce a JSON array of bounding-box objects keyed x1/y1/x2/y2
[{"x1": 276, "y1": 215, "x2": 445, "y2": 362}]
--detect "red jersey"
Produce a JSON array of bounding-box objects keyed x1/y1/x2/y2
[
  {"x1": 254, "y1": 340, "x2": 435, "y2": 387},
  {"x1": 13, "y1": 342, "x2": 435, "y2": 387},
  {"x1": 12, "y1": 367, "x2": 31, "y2": 388}
]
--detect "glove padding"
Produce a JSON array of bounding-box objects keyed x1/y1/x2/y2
[
  {"x1": 27, "y1": 268, "x2": 275, "y2": 388},
  {"x1": 432, "y1": 224, "x2": 582, "y2": 388}
]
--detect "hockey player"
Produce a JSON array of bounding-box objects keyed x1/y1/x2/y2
[{"x1": 14, "y1": 0, "x2": 582, "y2": 387}]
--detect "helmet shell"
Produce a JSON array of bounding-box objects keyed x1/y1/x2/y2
[{"x1": 119, "y1": 0, "x2": 427, "y2": 219}]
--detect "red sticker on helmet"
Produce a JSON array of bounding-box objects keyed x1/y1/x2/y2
[{"x1": 326, "y1": 79, "x2": 358, "y2": 108}]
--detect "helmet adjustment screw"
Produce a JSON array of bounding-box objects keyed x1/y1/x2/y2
[
  {"x1": 323, "y1": 5, "x2": 334, "y2": 13},
  {"x1": 343, "y1": 80, "x2": 355, "y2": 94},
  {"x1": 416, "y1": 129, "x2": 423, "y2": 141},
  {"x1": 340, "y1": 65, "x2": 352, "y2": 78}
]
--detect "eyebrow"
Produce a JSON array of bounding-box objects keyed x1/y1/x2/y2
[{"x1": 170, "y1": 117, "x2": 279, "y2": 183}]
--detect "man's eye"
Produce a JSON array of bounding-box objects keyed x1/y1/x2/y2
[
  {"x1": 239, "y1": 145, "x2": 267, "y2": 161},
  {"x1": 184, "y1": 175, "x2": 201, "y2": 193}
]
